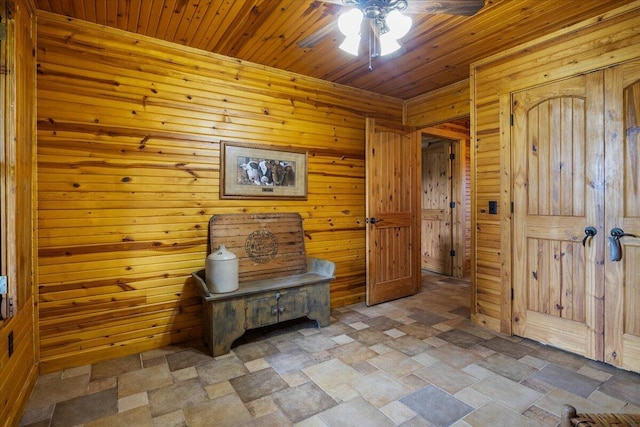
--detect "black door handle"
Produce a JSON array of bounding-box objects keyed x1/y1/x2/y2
[
  {"x1": 367, "y1": 217, "x2": 384, "y2": 224},
  {"x1": 609, "y1": 228, "x2": 638, "y2": 262},
  {"x1": 610, "y1": 228, "x2": 638, "y2": 239},
  {"x1": 582, "y1": 226, "x2": 597, "y2": 247}
]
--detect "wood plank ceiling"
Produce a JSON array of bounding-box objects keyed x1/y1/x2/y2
[{"x1": 33, "y1": 0, "x2": 632, "y2": 100}]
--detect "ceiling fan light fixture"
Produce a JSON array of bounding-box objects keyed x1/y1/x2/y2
[
  {"x1": 385, "y1": 9, "x2": 412, "y2": 39},
  {"x1": 338, "y1": 8, "x2": 364, "y2": 36},
  {"x1": 337, "y1": 0, "x2": 414, "y2": 64},
  {"x1": 379, "y1": 32, "x2": 401, "y2": 56},
  {"x1": 339, "y1": 34, "x2": 361, "y2": 56}
]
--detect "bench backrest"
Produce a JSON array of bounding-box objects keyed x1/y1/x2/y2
[{"x1": 208, "y1": 213, "x2": 307, "y2": 282}]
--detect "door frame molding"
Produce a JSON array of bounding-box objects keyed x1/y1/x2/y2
[{"x1": 500, "y1": 93, "x2": 513, "y2": 335}]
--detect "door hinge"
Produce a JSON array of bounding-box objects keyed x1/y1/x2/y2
[
  {"x1": 449, "y1": 153, "x2": 455, "y2": 160},
  {"x1": 4, "y1": 296, "x2": 14, "y2": 318},
  {"x1": 510, "y1": 114, "x2": 514, "y2": 126},
  {"x1": 450, "y1": 250, "x2": 456, "y2": 257},
  {"x1": 511, "y1": 288, "x2": 514, "y2": 300},
  {"x1": 450, "y1": 201, "x2": 456, "y2": 209},
  {"x1": 510, "y1": 201, "x2": 514, "y2": 213}
]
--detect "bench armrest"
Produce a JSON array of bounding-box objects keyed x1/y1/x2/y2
[
  {"x1": 307, "y1": 257, "x2": 335, "y2": 278},
  {"x1": 191, "y1": 270, "x2": 211, "y2": 298}
]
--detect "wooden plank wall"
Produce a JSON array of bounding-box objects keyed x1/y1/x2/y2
[
  {"x1": 35, "y1": 12, "x2": 404, "y2": 373},
  {"x1": 470, "y1": 2, "x2": 640, "y2": 333},
  {"x1": 0, "y1": 0, "x2": 38, "y2": 425},
  {"x1": 405, "y1": 79, "x2": 470, "y2": 127}
]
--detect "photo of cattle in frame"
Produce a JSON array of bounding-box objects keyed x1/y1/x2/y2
[{"x1": 220, "y1": 141, "x2": 308, "y2": 200}]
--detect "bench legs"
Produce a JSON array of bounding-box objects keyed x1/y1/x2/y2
[
  {"x1": 203, "y1": 299, "x2": 247, "y2": 357},
  {"x1": 307, "y1": 282, "x2": 331, "y2": 327}
]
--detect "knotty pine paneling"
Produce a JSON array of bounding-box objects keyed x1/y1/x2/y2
[
  {"x1": 35, "y1": 12, "x2": 403, "y2": 373},
  {"x1": 1, "y1": 0, "x2": 38, "y2": 426},
  {"x1": 405, "y1": 79, "x2": 470, "y2": 128},
  {"x1": 470, "y1": 3, "x2": 640, "y2": 333},
  {"x1": 0, "y1": 302, "x2": 39, "y2": 427}
]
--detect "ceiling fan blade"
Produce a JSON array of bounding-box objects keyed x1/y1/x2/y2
[
  {"x1": 297, "y1": 21, "x2": 338, "y2": 48},
  {"x1": 406, "y1": 0, "x2": 485, "y2": 16}
]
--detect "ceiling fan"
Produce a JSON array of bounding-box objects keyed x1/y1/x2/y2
[{"x1": 297, "y1": 0, "x2": 484, "y2": 67}]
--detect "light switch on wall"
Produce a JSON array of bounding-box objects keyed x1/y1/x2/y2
[{"x1": 0, "y1": 276, "x2": 7, "y2": 294}]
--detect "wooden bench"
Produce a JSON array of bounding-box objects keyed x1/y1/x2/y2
[
  {"x1": 561, "y1": 404, "x2": 640, "y2": 426},
  {"x1": 191, "y1": 213, "x2": 334, "y2": 357}
]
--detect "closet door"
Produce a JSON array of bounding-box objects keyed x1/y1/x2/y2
[
  {"x1": 421, "y1": 140, "x2": 453, "y2": 275},
  {"x1": 512, "y1": 72, "x2": 605, "y2": 360},
  {"x1": 604, "y1": 61, "x2": 640, "y2": 372}
]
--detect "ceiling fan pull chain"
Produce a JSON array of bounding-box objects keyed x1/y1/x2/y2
[{"x1": 368, "y1": 25, "x2": 373, "y2": 71}]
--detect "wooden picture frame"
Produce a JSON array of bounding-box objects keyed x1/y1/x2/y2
[{"x1": 220, "y1": 141, "x2": 308, "y2": 200}]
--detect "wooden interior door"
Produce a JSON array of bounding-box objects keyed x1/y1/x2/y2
[
  {"x1": 421, "y1": 140, "x2": 453, "y2": 274},
  {"x1": 512, "y1": 72, "x2": 605, "y2": 360},
  {"x1": 604, "y1": 61, "x2": 640, "y2": 372},
  {"x1": 365, "y1": 118, "x2": 421, "y2": 306}
]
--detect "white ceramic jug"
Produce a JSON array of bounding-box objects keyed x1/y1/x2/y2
[{"x1": 205, "y1": 244, "x2": 239, "y2": 293}]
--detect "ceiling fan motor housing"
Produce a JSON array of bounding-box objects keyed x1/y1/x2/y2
[{"x1": 343, "y1": 0, "x2": 409, "y2": 19}]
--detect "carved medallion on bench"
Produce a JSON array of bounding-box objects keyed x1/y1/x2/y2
[{"x1": 192, "y1": 213, "x2": 335, "y2": 357}]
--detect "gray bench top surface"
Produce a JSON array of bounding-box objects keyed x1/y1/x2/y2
[
  {"x1": 192, "y1": 257, "x2": 335, "y2": 302},
  {"x1": 192, "y1": 269, "x2": 332, "y2": 301}
]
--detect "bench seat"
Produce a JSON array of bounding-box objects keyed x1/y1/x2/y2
[{"x1": 192, "y1": 257, "x2": 335, "y2": 302}]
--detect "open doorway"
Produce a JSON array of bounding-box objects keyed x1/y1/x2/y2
[{"x1": 420, "y1": 120, "x2": 471, "y2": 278}]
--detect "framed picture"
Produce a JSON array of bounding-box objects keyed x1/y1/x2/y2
[{"x1": 220, "y1": 141, "x2": 308, "y2": 200}]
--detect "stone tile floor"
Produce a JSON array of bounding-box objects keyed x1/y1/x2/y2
[{"x1": 21, "y1": 272, "x2": 640, "y2": 426}]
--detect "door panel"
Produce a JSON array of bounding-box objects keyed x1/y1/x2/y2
[
  {"x1": 604, "y1": 61, "x2": 640, "y2": 371},
  {"x1": 421, "y1": 141, "x2": 452, "y2": 274},
  {"x1": 365, "y1": 118, "x2": 421, "y2": 306},
  {"x1": 512, "y1": 73, "x2": 605, "y2": 360}
]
